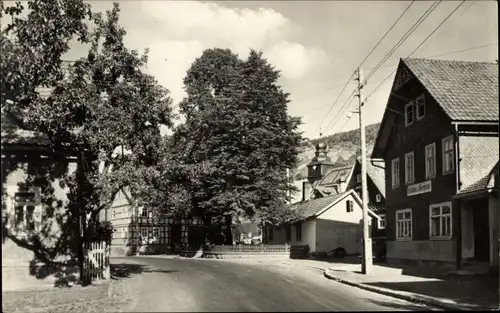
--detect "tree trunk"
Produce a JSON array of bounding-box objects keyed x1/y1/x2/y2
[{"x1": 224, "y1": 215, "x2": 233, "y2": 245}]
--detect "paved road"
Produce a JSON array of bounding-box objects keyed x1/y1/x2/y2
[{"x1": 112, "y1": 256, "x2": 438, "y2": 312}]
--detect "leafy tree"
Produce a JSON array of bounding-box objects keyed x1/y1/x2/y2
[
  {"x1": 2, "y1": 1, "x2": 173, "y2": 279},
  {"x1": 145, "y1": 48, "x2": 302, "y2": 243}
]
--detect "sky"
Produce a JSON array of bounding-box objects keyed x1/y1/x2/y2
[{"x1": 61, "y1": 1, "x2": 498, "y2": 139}]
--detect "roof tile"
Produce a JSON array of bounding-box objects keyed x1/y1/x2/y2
[
  {"x1": 403, "y1": 58, "x2": 498, "y2": 122},
  {"x1": 291, "y1": 192, "x2": 349, "y2": 220}
]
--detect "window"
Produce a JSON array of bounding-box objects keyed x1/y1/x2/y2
[
  {"x1": 295, "y1": 222, "x2": 302, "y2": 241},
  {"x1": 416, "y1": 94, "x2": 425, "y2": 120},
  {"x1": 394, "y1": 68, "x2": 411, "y2": 90},
  {"x1": 405, "y1": 102, "x2": 414, "y2": 126},
  {"x1": 376, "y1": 194, "x2": 382, "y2": 203},
  {"x1": 141, "y1": 227, "x2": 148, "y2": 239},
  {"x1": 356, "y1": 174, "x2": 361, "y2": 183},
  {"x1": 13, "y1": 188, "x2": 41, "y2": 232},
  {"x1": 141, "y1": 207, "x2": 148, "y2": 218},
  {"x1": 378, "y1": 214, "x2": 386, "y2": 229},
  {"x1": 442, "y1": 135, "x2": 454, "y2": 175},
  {"x1": 425, "y1": 142, "x2": 436, "y2": 179},
  {"x1": 285, "y1": 225, "x2": 291, "y2": 242},
  {"x1": 396, "y1": 209, "x2": 412, "y2": 240},
  {"x1": 430, "y1": 202, "x2": 452, "y2": 239},
  {"x1": 346, "y1": 200, "x2": 354, "y2": 213},
  {"x1": 405, "y1": 152, "x2": 415, "y2": 185},
  {"x1": 391, "y1": 158, "x2": 400, "y2": 189}
]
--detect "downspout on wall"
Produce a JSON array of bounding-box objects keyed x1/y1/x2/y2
[{"x1": 454, "y1": 124, "x2": 462, "y2": 270}]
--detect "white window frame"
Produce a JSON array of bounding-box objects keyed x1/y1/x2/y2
[
  {"x1": 405, "y1": 102, "x2": 414, "y2": 126},
  {"x1": 429, "y1": 202, "x2": 452, "y2": 239},
  {"x1": 13, "y1": 187, "x2": 42, "y2": 232},
  {"x1": 378, "y1": 214, "x2": 386, "y2": 229},
  {"x1": 425, "y1": 142, "x2": 436, "y2": 179},
  {"x1": 416, "y1": 94, "x2": 425, "y2": 120},
  {"x1": 396, "y1": 209, "x2": 412, "y2": 241},
  {"x1": 391, "y1": 157, "x2": 400, "y2": 189},
  {"x1": 141, "y1": 207, "x2": 149, "y2": 218},
  {"x1": 442, "y1": 135, "x2": 455, "y2": 175},
  {"x1": 405, "y1": 151, "x2": 415, "y2": 185},
  {"x1": 376, "y1": 194, "x2": 382, "y2": 203}
]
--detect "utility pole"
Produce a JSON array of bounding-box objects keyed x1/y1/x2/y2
[{"x1": 356, "y1": 67, "x2": 373, "y2": 275}]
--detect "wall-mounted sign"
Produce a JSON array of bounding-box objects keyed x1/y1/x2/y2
[{"x1": 407, "y1": 180, "x2": 432, "y2": 196}]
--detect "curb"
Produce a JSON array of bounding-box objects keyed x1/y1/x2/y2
[{"x1": 323, "y1": 269, "x2": 472, "y2": 311}]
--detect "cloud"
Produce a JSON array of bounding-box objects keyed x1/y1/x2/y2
[
  {"x1": 124, "y1": 1, "x2": 330, "y2": 106},
  {"x1": 266, "y1": 41, "x2": 330, "y2": 80}
]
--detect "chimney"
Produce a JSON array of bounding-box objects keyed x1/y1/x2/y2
[{"x1": 302, "y1": 181, "x2": 312, "y2": 202}]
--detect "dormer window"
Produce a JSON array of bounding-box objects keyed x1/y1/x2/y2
[
  {"x1": 416, "y1": 94, "x2": 425, "y2": 120},
  {"x1": 405, "y1": 102, "x2": 414, "y2": 126}
]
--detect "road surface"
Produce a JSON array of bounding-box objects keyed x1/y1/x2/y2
[{"x1": 112, "y1": 256, "x2": 438, "y2": 312}]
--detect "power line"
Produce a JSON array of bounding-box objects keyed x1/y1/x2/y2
[
  {"x1": 418, "y1": 0, "x2": 477, "y2": 55},
  {"x1": 363, "y1": 1, "x2": 442, "y2": 84},
  {"x1": 365, "y1": 42, "x2": 497, "y2": 70},
  {"x1": 317, "y1": 72, "x2": 355, "y2": 129},
  {"x1": 357, "y1": 1, "x2": 416, "y2": 68},
  {"x1": 317, "y1": 1, "x2": 415, "y2": 133},
  {"x1": 321, "y1": 2, "x2": 440, "y2": 136},
  {"x1": 326, "y1": 1, "x2": 470, "y2": 137},
  {"x1": 406, "y1": 0, "x2": 467, "y2": 57},
  {"x1": 365, "y1": 0, "x2": 467, "y2": 101}
]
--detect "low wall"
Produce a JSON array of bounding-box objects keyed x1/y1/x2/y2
[
  {"x1": 386, "y1": 239, "x2": 457, "y2": 268},
  {"x1": 203, "y1": 244, "x2": 309, "y2": 259}
]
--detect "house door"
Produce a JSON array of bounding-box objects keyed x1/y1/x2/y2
[{"x1": 473, "y1": 204, "x2": 490, "y2": 262}]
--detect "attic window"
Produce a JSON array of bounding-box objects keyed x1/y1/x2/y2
[
  {"x1": 346, "y1": 200, "x2": 354, "y2": 213},
  {"x1": 376, "y1": 194, "x2": 381, "y2": 203},
  {"x1": 356, "y1": 174, "x2": 361, "y2": 183},
  {"x1": 405, "y1": 102, "x2": 414, "y2": 126},
  {"x1": 394, "y1": 67, "x2": 411, "y2": 90},
  {"x1": 416, "y1": 94, "x2": 425, "y2": 120}
]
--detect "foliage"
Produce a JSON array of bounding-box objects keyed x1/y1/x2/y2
[
  {"x1": 88, "y1": 220, "x2": 114, "y2": 243},
  {"x1": 1, "y1": 1, "x2": 173, "y2": 236},
  {"x1": 143, "y1": 48, "x2": 303, "y2": 232}
]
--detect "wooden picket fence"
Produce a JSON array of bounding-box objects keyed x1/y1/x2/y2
[
  {"x1": 209, "y1": 244, "x2": 291, "y2": 253},
  {"x1": 83, "y1": 241, "x2": 110, "y2": 282}
]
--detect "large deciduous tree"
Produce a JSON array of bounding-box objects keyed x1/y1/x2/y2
[
  {"x1": 1, "y1": 1, "x2": 173, "y2": 276},
  {"x1": 144, "y1": 48, "x2": 303, "y2": 244}
]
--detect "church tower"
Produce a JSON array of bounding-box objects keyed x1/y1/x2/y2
[{"x1": 307, "y1": 142, "x2": 335, "y2": 185}]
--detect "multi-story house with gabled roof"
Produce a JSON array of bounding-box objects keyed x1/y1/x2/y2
[{"x1": 372, "y1": 58, "x2": 499, "y2": 271}]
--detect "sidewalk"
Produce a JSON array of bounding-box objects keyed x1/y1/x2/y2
[
  {"x1": 323, "y1": 263, "x2": 499, "y2": 311},
  {"x1": 2, "y1": 265, "x2": 143, "y2": 313}
]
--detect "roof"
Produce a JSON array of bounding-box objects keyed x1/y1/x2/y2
[
  {"x1": 403, "y1": 58, "x2": 499, "y2": 122},
  {"x1": 318, "y1": 165, "x2": 354, "y2": 186},
  {"x1": 355, "y1": 157, "x2": 386, "y2": 197},
  {"x1": 290, "y1": 190, "x2": 380, "y2": 221},
  {"x1": 291, "y1": 192, "x2": 348, "y2": 220},
  {"x1": 1, "y1": 113, "x2": 50, "y2": 146},
  {"x1": 457, "y1": 136, "x2": 499, "y2": 195}
]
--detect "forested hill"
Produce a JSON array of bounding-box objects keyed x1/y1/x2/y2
[{"x1": 293, "y1": 122, "x2": 381, "y2": 180}]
